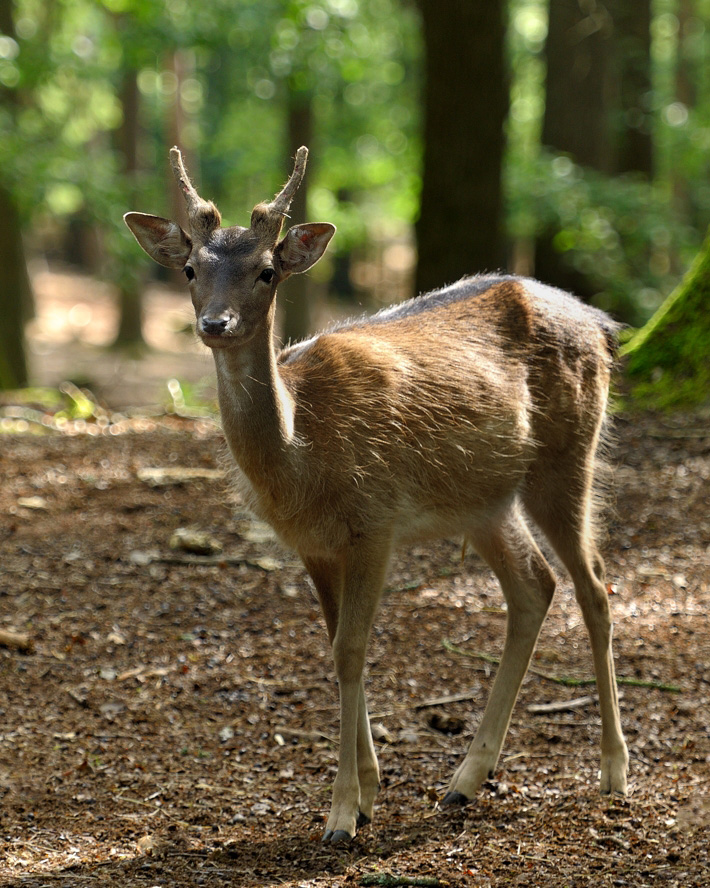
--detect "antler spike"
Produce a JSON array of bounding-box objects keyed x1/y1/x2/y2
[
  {"x1": 169, "y1": 146, "x2": 221, "y2": 239},
  {"x1": 269, "y1": 146, "x2": 309, "y2": 216}
]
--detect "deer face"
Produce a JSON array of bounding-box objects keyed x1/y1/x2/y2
[{"x1": 124, "y1": 147, "x2": 334, "y2": 350}]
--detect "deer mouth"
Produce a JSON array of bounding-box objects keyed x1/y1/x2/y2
[{"x1": 199, "y1": 331, "x2": 239, "y2": 349}]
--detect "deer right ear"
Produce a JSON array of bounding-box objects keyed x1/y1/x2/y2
[
  {"x1": 124, "y1": 212, "x2": 192, "y2": 269},
  {"x1": 275, "y1": 223, "x2": 335, "y2": 277}
]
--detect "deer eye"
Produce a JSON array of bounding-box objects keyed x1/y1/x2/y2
[
  {"x1": 258, "y1": 268, "x2": 275, "y2": 284},
  {"x1": 183, "y1": 266, "x2": 195, "y2": 281}
]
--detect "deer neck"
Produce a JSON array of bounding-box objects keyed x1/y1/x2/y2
[{"x1": 212, "y1": 318, "x2": 296, "y2": 477}]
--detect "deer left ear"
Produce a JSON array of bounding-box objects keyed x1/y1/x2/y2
[
  {"x1": 275, "y1": 223, "x2": 335, "y2": 277},
  {"x1": 124, "y1": 212, "x2": 192, "y2": 269}
]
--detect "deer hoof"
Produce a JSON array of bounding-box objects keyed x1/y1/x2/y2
[
  {"x1": 356, "y1": 810, "x2": 371, "y2": 829},
  {"x1": 322, "y1": 828, "x2": 354, "y2": 845},
  {"x1": 441, "y1": 790, "x2": 470, "y2": 807}
]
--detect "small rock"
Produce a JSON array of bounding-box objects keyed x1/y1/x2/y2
[
  {"x1": 238, "y1": 519, "x2": 277, "y2": 544},
  {"x1": 253, "y1": 556, "x2": 282, "y2": 572},
  {"x1": 137, "y1": 466, "x2": 225, "y2": 487},
  {"x1": 17, "y1": 496, "x2": 49, "y2": 511},
  {"x1": 100, "y1": 702, "x2": 125, "y2": 720},
  {"x1": 170, "y1": 527, "x2": 222, "y2": 555},
  {"x1": 371, "y1": 722, "x2": 395, "y2": 744},
  {"x1": 136, "y1": 834, "x2": 156, "y2": 855},
  {"x1": 129, "y1": 549, "x2": 158, "y2": 566},
  {"x1": 427, "y1": 710, "x2": 466, "y2": 735},
  {"x1": 399, "y1": 728, "x2": 419, "y2": 744}
]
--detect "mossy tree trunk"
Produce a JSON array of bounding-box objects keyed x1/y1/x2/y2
[{"x1": 621, "y1": 228, "x2": 710, "y2": 409}]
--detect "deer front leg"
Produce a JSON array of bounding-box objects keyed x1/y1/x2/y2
[
  {"x1": 318, "y1": 542, "x2": 389, "y2": 844},
  {"x1": 302, "y1": 551, "x2": 384, "y2": 842}
]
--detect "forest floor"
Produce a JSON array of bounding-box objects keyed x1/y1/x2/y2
[{"x1": 1, "y1": 269, "x2": 709, "y2": 887}]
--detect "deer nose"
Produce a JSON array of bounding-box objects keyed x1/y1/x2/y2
[{"x1": 200, "y1": 313, "x2": 232, "y2": 336}]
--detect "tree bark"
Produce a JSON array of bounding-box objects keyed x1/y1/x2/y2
[
  {"x1": 0, "y1": 186, "x2": 31, "y2": 389},
  {"x1": 0, "y1": 0, "x2": 31, "y2": 389},
  {"x1": 280, "y1": 88, "x2": 314, "y2": 343},
  {"x1": 615, "y1": 0, "x2": 653, "y2": 177},
  {"x1": 114, "y1": 65, "x2": 145, "y2": 347},
  {"x1": 415, "y1": 0, "x2": 508, "y2": 295},
  {"x1": 542, "y1": 0, "x2": 616, "y2": 172}
]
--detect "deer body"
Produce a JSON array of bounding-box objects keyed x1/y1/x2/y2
[{"x1": 125, "y1": 148, "x2": 629, "y2": 844}]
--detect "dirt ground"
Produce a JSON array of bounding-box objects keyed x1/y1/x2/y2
[{"x1": 1, "y1": 273, "x2": 710, "y2": 887}]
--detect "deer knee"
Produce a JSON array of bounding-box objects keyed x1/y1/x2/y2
[
  {"x1": 536, "y1": 557, "x2": 556, "y2": 604},
  {"x1": 576, "y1": 578, "x2": 613, "y2": 637},
  {"x1": 332, "y1": 638, "x2": 366, "y2": 684}
]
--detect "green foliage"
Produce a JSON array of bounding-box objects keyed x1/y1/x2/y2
[
  {"x1": 621, "y1": 226, "x2": 710, "y2": 409},
  {"x1": 196, "y1": 0, "x2": 421, "y2": 246},
  {"x1": 2, "y1": 0, "x2": 421, "y2": 275},
  {"x1": 4, "y1": 0, "x2": 710, "y2": 363},
  {"x1": 506, "y1": 151, "x2": 700, "y2": 325}
]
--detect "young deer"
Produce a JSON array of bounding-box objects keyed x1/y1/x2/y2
[{"x1": 125, "y1": 147, "x2": 629, "y2": 843}]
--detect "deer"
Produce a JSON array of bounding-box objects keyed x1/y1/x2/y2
[{"x1": 124, "y1": 146, "x2": 629, "y2": 844}]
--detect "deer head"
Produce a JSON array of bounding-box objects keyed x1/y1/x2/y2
[{"x1": 124, "y1": 147, "x2": 335, "y2": 348}]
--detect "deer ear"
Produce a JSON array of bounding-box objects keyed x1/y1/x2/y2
[
  {"x1": 275, "y1": 223, "x2": 335, "y2": 277},
  {"x1": 124, "y1": 212, "x2": 192, "y2": 269}
]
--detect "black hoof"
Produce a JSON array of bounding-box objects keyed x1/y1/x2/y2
[
  {"x1": 441, "y1": 790, "x2": 470, "y2": 807},
  {"x1": 356, "y1": 810, "x2": 371, "y2": 829},
  {"x1": 328, "y1": 829, "x2": 353, "y2": 845}
]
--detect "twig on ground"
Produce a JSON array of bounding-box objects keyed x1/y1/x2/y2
[
  {"x1": 527, "y1": 695, "x2": 597, "y2": 714},
  {"x1": 360, "y1": 875, "x2": 442, "y2": 888},
  {"x1": 442, "y1": 640, "x2": 682, "y2": 692}
]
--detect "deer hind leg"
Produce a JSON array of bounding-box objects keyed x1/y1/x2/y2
[
  {"x1": 444, "y1": 505, "x2": 556, "y2": 804},
  {"x1": 303, "y1": 545, "x2": 388, "y2": 843},
  {"x1": 523, "y1": 457, "x2": 629, "y2": 796}
]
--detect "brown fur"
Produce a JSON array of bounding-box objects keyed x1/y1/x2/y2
[{"x1": 124, "y1": 149, "x2": 629, "y2": 845}]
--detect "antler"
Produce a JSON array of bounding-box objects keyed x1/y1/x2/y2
[
  {"x1": 169, "y1": 146, "x2": 221, "y2": 240},
  {"x1": 250, "y1": 146, "x2": 309, "y2": 243},
  {"x1": 269, "y1": 146, "x2": 309, "y2": 216}
]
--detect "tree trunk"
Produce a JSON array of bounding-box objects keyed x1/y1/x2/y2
[
  {"x1": 415, "y1": 0, "x2": 508, "y2": 295},
  {"x1": 280, "y1": 88, "x2": 314, "y2": 343},
  {"x1": 0, "y1": 0, "x2": 30, "y2": 389},
  {"x1": 0, "y1": 186, "x2": 31, "y2": 389},
  {"x1": 114, "y1": 65, "x2": 145, "y2": 347},
  {"x1": 615, "y1": 0, "x2": 653, "y2": 177},
  {"x1": 537, "y1": 0, "x2": 653, "y2": 296},
  {"x1": 542, "y1": 0, "x2": 616, "y2": 172}
]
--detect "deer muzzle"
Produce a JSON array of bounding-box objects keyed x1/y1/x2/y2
[{"x1": 198, "y1": 310, "x2": 240, "y2": 345}]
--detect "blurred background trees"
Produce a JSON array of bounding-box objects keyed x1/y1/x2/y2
[{"x1": 2, "y1": 0, "x2": 710, "y2": 396}]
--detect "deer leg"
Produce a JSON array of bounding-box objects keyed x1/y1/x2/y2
[
  {"x1": 316, "y1": 541, "x2": 389, "y2": 844},
  {"x1": 444, "y1": 507, "x2": 556, "y2": 804},
  {"x1": 528, "y1": 513, "x2": 628, "y2": 794},
  {"x1": 524, "y1": 454, "x2": 629, "y2": 796},
  {"x1": 571, "y1": 560, "x2": 628, "y2": 795},
  {"x1": 303, "y1": 550, "x2": 385, "y2": 843}
]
